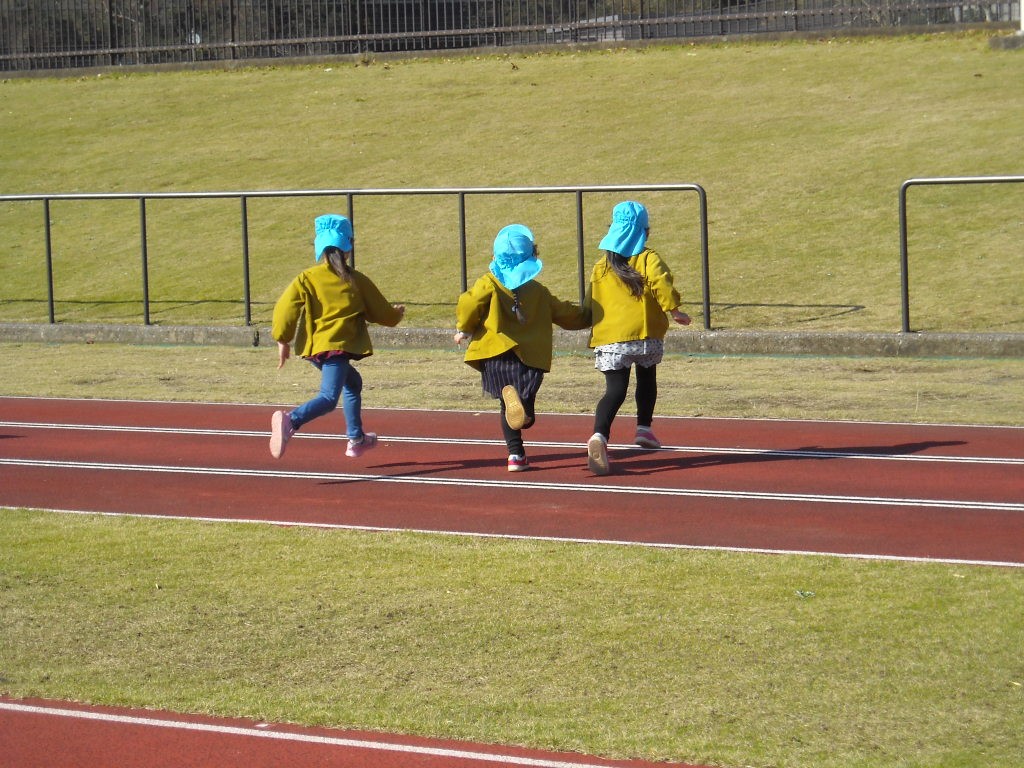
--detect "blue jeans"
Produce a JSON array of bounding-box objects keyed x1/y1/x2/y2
[{"x1": 289, "y1": 356, "x2": 363, "y2": 440}]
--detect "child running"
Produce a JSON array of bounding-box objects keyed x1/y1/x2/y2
[
  {"x1": 584, "y1": 201, "x2": 691, "y2": 476},
  {"x1": 269, "y1": 213, "x2": 405, "y2": 460},
  {"x1": 455, "y1": 223, "x2": 588, "y2": 472}
]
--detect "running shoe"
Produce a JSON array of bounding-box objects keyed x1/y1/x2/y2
[
  {"x1": 587, "y1": 432, "x2": 610, "y2": 476},
  {"x1": 634, "y1": 426, "x2": 662, "y2": 449},
  {"x1": 269, "y1": 410, "x2": 295, "y2": 459},
  {"x1": 346, "y1": 432, "x2": 377, "y2": 458},
  {"x1": 501, "y1": 385, "x2": 526, "y2": 430},
  {"x1": 507, "y1": 454, "x2": 529, "y2": 472}
]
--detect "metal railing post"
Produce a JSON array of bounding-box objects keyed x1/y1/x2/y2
[
  {"x1": 43, "y1": 198, "x2": 55, "y2": 324},
  {"x1": 346, "y1": 193, "x2": 355, "y2": 268},
  {"x1": 575, "y1": 191, "x2": 586, "y2": 305},
  {"x1": 899, "y1": 181, "x2": 912, "y2": 333},
  {"x1": 139, "y1": 198, "x2": 151, "y2": 326},
  {"x1": 696, "y1": 185, "x2": 712, "y2": 330},
  {"x1": 240, "y1": 195, "x2": 252, "y2": 326},
  {"x1": 458, "y1": 192, "x2": 468, "y2": 292}
]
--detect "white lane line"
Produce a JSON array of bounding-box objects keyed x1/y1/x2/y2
[
  {"x1": 0, "y1": 701, "x2": 621, "y2": 768},
  {"x1": 5, "y1": 394, "x2": 1024, "y2": 431},
  {"x1": 2, "y1": 421, "x2": 1021, "y2": 465},
  {"x1": 1, "y1": 457, "x2": 1022, "y2": 512},
  {"x1": 4, "y1": 505, "x2": 1022, "y2": 569}
]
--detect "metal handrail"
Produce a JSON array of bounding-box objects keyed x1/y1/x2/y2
[
  {"x1": 899, "y1": 175, "x2": 1024, "y2": 333},
  {"x1": 1, "y1": 184, "x2": 712, "y2": 329}
]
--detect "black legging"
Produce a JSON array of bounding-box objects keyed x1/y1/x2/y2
[
  {"x1": 500, "y1": 393, "x2": 537, "y2": 457},
  {"x1": 594, "y1": 365, "x2": 657, "y2": 441}
]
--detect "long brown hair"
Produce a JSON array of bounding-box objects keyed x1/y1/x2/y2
[
  {"x1": 321, "y1": 246, "x2": 352, "y2": 283},
  {"x1": 605, "y1": 251, "x2": 645, "y2": 298}
]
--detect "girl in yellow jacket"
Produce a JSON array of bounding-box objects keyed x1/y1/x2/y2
[
  {"x1": 455, "y1": 224, "x2": 588, "y2": 472},
  {"x1": 269, "y1": 214, "x2": 404, "y2": 460},
  {"x1": 584, "y1": 201, "x2": 690, "y2": 476}
]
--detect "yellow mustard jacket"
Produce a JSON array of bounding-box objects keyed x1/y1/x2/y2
[
  {"x1": 585, "y1": 247, "x2": 682, "y2": 348},
  {"x1": 272, "y1": 263, "x2": 403, "y2": 358},
  {"x1": 456, "y1": 273, "x2": 589, "y2": 372}
]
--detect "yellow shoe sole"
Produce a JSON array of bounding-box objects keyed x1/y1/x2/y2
[{"x1": 501, "y1": 385, "x2": 526, "y2": 430}]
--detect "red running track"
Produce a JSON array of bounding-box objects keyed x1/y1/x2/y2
[
  {"x1": 1, "y1": 396, "x2": 1023, "y2": 767},
  {"x1": 0, "y1": 697, "x2": 682, "y2": 768},
  {"x1": 1, "y1": 396, "x2": 1022, "y2": 565}
]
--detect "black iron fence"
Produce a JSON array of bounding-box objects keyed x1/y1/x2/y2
[
  {"x1": 898, "y1": 175, "x2": 1024, "y2": 334},
  {"x1": 2, "y1": 0, "x2": 1019, "y2": 71},
  {"x1": 0, "y1": 184, "x2": 711, "y2": 328}
]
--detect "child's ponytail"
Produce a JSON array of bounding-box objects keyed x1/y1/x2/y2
[
  {"x1": 606, "y1": 251, "x2": 645, "y2": 298},
  {"x1": 322, "y1": 246, "x2": 353, "y2": 283}
]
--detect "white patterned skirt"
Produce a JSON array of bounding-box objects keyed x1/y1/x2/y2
[{"x1": 594, "y1": 338, "x2": 664, "y2": 372}]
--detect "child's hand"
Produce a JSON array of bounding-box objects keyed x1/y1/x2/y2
[
  {"x1": 394, "y1": 304, "x2": 406, "y2": 320},
  {"x1": 277, "y1": 340, "x2": 291, "y2": 369},
  {"x1": 671, "y1": 309, "x2": 692, "y2": 326},
  {"x1": 453, "y1": 331, "x2": 470, "y2": 346}
]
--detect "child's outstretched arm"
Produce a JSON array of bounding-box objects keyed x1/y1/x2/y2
[
  {"x1": 550, "y1": 294, "x2": 590, "y2": 331},
  {"x1": 644, "y1": 251, "x2": 683, "y2": 312},
  {"x1": 356, "y1": 274, "x2": 405, "y2": 327},
  {"x1": 454, "y1": 276, "x2": 491, "y2": 345},
  {"x1": 271, "y1": 278, "x2": 304, "y2": 368},
  {"x1": 277, "y1": 340, "x2": 291, "y2": 369},
  {"x1": 671, "y1": 308, "x2": 692, "y2": 325}
]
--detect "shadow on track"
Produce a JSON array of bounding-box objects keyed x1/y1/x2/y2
[{"x1": 611, "y1": 440, "x2": 969, "y2": 476}]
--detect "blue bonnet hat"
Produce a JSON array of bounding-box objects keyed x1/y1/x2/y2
[
  {"x1": 598, "y1": 201, "x2": 649, "y2": 257},
  {"x1": 489, "y1": 224, "x2": 542, "y2": 290},
  {"x1": 313, "y1": 214, "x2": 353, "y2": 261}
]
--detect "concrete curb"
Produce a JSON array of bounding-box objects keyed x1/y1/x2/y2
[
  {"x1": 989, "y1": 33, "x2": 1024, "y2": 50},
  {"x1": 2, "y1": 322, "x2": 1022, "y2": 358},
  {"x1": 0, "y1": 323, "x2": 262, "y2": 347}
]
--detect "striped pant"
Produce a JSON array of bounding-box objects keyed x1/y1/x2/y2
[{"x1": 480, "y1": 350, "x2": 543, "y2": 456}]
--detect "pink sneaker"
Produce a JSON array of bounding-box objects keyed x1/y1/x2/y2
[
  {"x1": 269, "y1": 410, "x2": 295, "y2": 459},
  {"x1": 634, "y1": 426, "x2": 661, "y2": 449},
  {"x1": 346, "y1": 432, "x2": 377, "y2": 458},
  {"x1": 507, "y1": 454, "x2": 529, "y2": 472}
]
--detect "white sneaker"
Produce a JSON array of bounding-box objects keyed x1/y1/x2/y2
[
  {"x1": 587, "y1": 433, "x2": 609, "y2": 476},
  {"x1": 507, "y1": 454, "x2": 529, "y2": 472}
]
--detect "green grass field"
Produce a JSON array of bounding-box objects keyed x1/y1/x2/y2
[
  {"x1": 2, "y1": 30, "x2": 1024, "y2": 768},
  {"x1": 4, "y1": 510, "x2": 1022, "y2": 768}
]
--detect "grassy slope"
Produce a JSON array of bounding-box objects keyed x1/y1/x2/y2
[{"x1": 1, "y1": 32, "x2": 1022, "y2": 330}]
